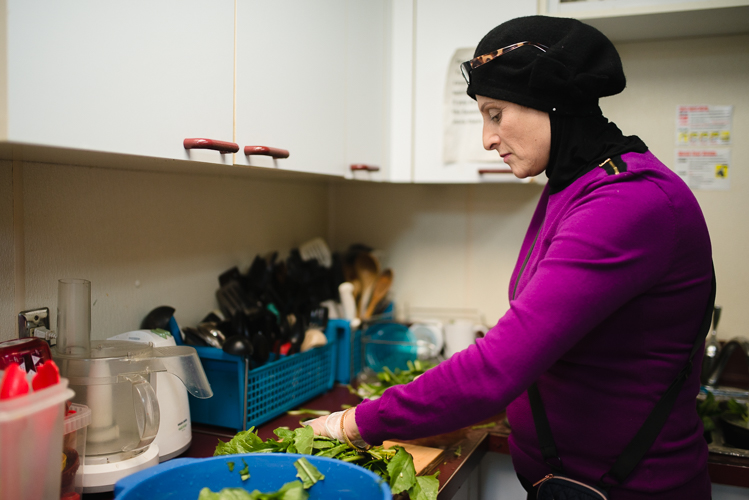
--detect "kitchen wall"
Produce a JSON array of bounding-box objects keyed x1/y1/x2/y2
[
  {"x1": 331, "y1": 32, "x2": 749, "y2": 340},
  {"x1": 0, "y1": 161, "x2": 330, "y2": 341},
  {"x1": 1, "y1": 34, "x2": 746, "y2": 345}
]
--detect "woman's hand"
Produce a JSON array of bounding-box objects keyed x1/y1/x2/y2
[{"x1": 307, "y1": 407, "x2": 369, "y2": 449}]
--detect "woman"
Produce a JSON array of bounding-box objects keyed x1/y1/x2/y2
[{"x1": 311, "y1": 15, "x2": 713, "y2": 499}]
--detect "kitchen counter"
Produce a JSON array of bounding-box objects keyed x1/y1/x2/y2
[{"x1": 84, "y1": 384, "x2": 749, "y2": 499}]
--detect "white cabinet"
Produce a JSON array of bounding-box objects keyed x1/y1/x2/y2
[
  {"x1": 2, "y1": 0, "x2": 235, "y2": 165},
  {"x1": 388, "y1": 0, "x2": 538, "y2": 184},
  {"x1": 541, "y1": 0, "x2": 749, "y2": 42},
  {"x1": 235, "y1": 1, "x2": 390, "y2": 178}
]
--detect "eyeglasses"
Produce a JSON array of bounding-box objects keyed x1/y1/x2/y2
[{"x1": 460, "y1": 41, "x2": 549, "y2": 85}]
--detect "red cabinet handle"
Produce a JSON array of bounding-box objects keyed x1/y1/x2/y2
[
  {"x1": 478, "y1": 168, "x2": 513, "y2": 174},
  {"x1": 350, "y1": 164, "x2": 380, "y2": 172},
  {"x1": 244, "y1": 146, "x2": 290, "y2": 159},
  {"x1": 183, "y1": 138, "x2": 239, "y2": 154}
]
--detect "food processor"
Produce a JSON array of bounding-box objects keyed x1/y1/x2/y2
[{"x1": 50, "y1": 279, "x2": 213, "y2": 493}]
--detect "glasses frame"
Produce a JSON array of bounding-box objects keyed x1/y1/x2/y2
[{"x1": 461, "y1": 41, "x2": 549, "y2": 85}]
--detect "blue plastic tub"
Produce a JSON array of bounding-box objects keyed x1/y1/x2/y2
[
  {"x1": 187, "y1": 325, "x2": 337, "y2": 430},
  {"x1": 114, "y1": 453, "x2": 391, "y2": 500}
]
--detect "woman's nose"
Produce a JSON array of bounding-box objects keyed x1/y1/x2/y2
[{"x1": 483, "y1": 126, "x2": 499, "y2": 151}]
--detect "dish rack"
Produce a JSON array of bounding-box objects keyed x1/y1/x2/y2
[{"x1": 188, "y1": 325, "x2": 337, "y2": 431}]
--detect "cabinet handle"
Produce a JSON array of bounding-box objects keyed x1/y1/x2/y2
[
  {"x1": 350, "y1": 164, "x2": 380, "y2": 172},
  {"x1": 478, "y1": 168, "x2": 513, "y2": 174},
  {"x1": 244, "y1": 146, "x2": 290, "y2": 159},
  {"x1": 183, "y1": 138, "x2": 239, "y2": 154}
]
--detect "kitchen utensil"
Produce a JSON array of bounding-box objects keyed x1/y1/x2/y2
[
  {"x1": 197, "y1": 322, "x2": 226, "y2": 348},
  {"x1": 114, "y1": 453, "x2": 391, "y2": 500},
  {"x1": 52, "y1": 278, "x2": 214, "y2": 492},
  {"x1": 354, "y1": 253, "x2": 380, "y2": 317},
  {"x1": 299, "y1": 237, "x2": 332, "y2": 268},
  {"x1": 408, "y1": 321, "x2": 444, "y2": 359},
  {"x1": 108, "y1": 329, "x2": 203, "y2": 464},
  {"x1": 141, "y1": 306, "x2": 176, "y2": 330},
  {"x1": 300, "y1": 329, "x2": 328, "y2": 352},
  {"x1": 222, "y1": 335, "x2": 254, "y2": 359},
  {"x1": 701, "y1": 305, "x2": 723, "y2": 384},
  {"x1": 363, "y1": 269, "x2": 393, "y2": 320},
  {"x1": 444, "y1": 319, "x2": 488, "y2": 358},
  {"x1": 382, "y1": 440, "x2": 443, "y2": 474}
]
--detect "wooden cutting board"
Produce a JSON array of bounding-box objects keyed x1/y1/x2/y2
[{"x1": 383, "y1": 440, "x2": 443, "y2": 475}]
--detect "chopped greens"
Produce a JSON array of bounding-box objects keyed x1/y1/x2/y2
[
  {"x1": 239, "y1": 459, "x2": 250, "y2": 481},
  {"x1": 214, "y1": 425, "x2": 439, "y2": 500},
  {"x1": 353, "y1": 360, "x2": 437, "y2": 400},
  {"x1": 197, "y1": 480, "x2": 307, "y2": 500},
  {"x1": 293, "y1": 457, "x2": 325, "y2": 489},
  {"x1": 286, "y1": 408, "x2": 331, "y2": 417},
  {"x1": 725, "y1": 399, "x2": 749, "y2": 423}
]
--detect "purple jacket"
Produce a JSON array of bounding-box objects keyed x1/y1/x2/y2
[{"x1": 356, "y1": 151, "x2": 713, "y2": 499}]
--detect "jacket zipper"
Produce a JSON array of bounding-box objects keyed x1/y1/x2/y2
[
  {"x1": 599, "y1": 157, "x2": 619, "y2": 175},
  {"x1": 512, "y1": 221, "x2": 543, "y2": 300}
]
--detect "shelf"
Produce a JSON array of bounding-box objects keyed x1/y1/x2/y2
[
  {"x1": 541, "y1": 0, "x2": 749, "y2": 42},
  {"x1": 0, "y1": 141, "x2": 342, "y2": 185}
]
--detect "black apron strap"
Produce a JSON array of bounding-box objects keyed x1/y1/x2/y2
[{"x1": 528, "y1": 263, "x2": 716, "y2": 490}]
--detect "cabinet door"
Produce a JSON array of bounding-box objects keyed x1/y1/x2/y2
[
  {"x1": 411, "y1": 0, "x2": 536, "y2": 183},
  {"x1": 6, "y1": 0, "x2": 235, "y2": 164},
  {"x1": 235, "y1": 0, "x2": 347, "y2": 176},
  {"x1": 345, "y1": 0, "x2": 389, "y2": 182}
]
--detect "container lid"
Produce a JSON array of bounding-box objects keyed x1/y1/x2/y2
[
  {"x1": 0, "y1": 378, "x2": 74, "y2": 422},
  {"x1": 64, "y1": 403, "x2": 92, "y2": 434}
]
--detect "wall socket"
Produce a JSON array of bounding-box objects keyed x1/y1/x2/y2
[{"x1": 18, "y1": 307, "x2": 50, "y2": 339}]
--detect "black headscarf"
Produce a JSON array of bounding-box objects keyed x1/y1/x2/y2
[
  {"x1": 547, "y1": 112, "x2": 647, "y2": 193},
  {"x1": 466, "y1": 15, "x2": 647, "y2": 193}
]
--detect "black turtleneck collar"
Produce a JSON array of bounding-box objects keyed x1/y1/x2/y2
[{"x1": 546, "y1": 109, "x2": 648, "y2": 194}]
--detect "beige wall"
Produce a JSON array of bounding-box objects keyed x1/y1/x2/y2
[
  {"x1": 0, "y1": 162, "x2": 329, "y2": 341},
  {"x1": 332, "y1": 33, "x2": 749, "y2": 338}
]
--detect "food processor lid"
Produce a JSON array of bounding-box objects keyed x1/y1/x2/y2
[
  {"x1": 53, "y1": 341, "x2": 213, "y2": 399},
  {"x1": 148, "y1": 346, "x2": 213, "y2": 399}
]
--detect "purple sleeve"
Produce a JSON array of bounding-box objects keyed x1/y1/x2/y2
[{"x1": 355, "y1": 178, "x2": 677, "y2": 445}]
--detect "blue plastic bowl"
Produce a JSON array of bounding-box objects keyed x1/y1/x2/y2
[{"x1": 114, "y1": 453, "x2": 391, "y2": 500}]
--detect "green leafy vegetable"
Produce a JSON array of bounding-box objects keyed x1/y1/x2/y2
[
  {"x1": 214, "y1": 426, "x2": 439, "y2": 500},
  {"x1": 286, "y1": 408, "x2": 331, "y2": 416},
  {"x1": 197, "y1": 480, "x2": 308, "y2": 500},
  {"x1": 239, "y1": 459, "x2": 250, "y2": 481},
  {"x1": 725, "y1": 399, "x2": 749, "y2": 423},
  {"x1": 387, "y1": 446, "x2": 416, "y2": 494},
  {"x1": 294, "y1": 457, "x2": 325, "y2": 489},
  {"x1": 354, "y1": 360, "x2": 437, "y2": 400},
  {"x1": 470, "y1": 423, "x2": 495, "y2": 430},
  {"x1": 227, "y1": 462, "x2": 235, "y2": 472}
]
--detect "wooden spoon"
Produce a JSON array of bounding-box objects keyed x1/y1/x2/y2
[{"x1": 363, "y1": 269, "x2": 393, "y2": 320}]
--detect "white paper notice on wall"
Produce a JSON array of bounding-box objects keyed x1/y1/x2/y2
[
  {"x1": 674, "y1": 149, "x2": 731, "y2": 191},
  {"x1": 443, "y1": 48, "x2": 502, "y2": 165},
  {"x1": 676, "y1": 105, "x2": 733, "y2": 146}
]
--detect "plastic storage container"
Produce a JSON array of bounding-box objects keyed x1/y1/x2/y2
[
  {"x1": 114, "y1": 453, "x2": 391, "y2": 500},
  {"x1": 61, "y1": 404, "x2": 91, "y2": 500},
  {"x1": 189, "y1": 325, "x2": 337, "y2": 430},
  {"x1": 0, "y1": 378, "x2": 75, "y2": 500}
]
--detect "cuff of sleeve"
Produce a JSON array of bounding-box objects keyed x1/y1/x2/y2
[{"x1": 353, "y1": 397, "x2": 386, "y2": 446}]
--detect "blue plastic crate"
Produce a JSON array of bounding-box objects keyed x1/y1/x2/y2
[
  {"x1": 329, "y1": 319, "x2": 362, "y2": 384},
  {"x1": 114, "y1": 453, "x2": 391, "y2": 500},
  {"x1": 189, "y1": 325, "x2": 337, "y2": 431}
]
